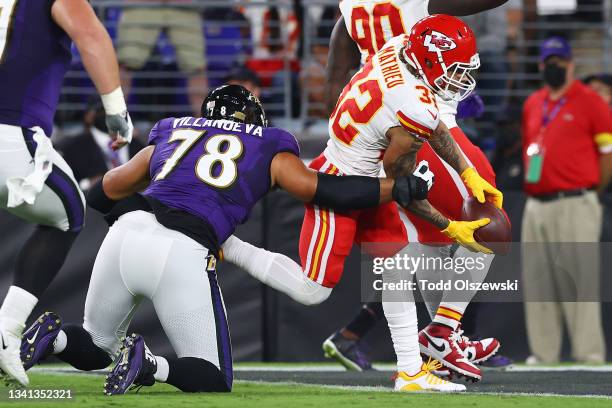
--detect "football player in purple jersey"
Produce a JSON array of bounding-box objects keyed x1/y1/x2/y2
[
  {"x1": 0, "y1": 0, "x2": 132, "y2": 386},
  {"x1": 19, "y1": 85, "x2": 429, "y2": 394}
]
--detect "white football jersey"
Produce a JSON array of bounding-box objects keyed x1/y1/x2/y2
[
  {"x1": 324, "y1": 35, "x2": 440, "y2": 177},
  {"x1": 339, "y1": 0, "x2": 429, "y2": 65},
  {"x1": 338, "y1": 0, "x2": 458, "y2": 129}
]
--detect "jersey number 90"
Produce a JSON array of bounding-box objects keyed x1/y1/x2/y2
[
  {"x1": 351, "y1": 2, "x2": 406, "y2": 56},
  {"x1": 155, "y1": 129, "x2": 243, "y2": 189}
]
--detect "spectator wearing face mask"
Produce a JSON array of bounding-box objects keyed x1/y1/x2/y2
[{"x1": 520, "y1": 37, "x2": 612, "y2": 365}]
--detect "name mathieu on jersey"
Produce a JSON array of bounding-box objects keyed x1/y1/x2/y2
[{"x1": 325, "y1": 34, "x2": 440, "y2": 177}]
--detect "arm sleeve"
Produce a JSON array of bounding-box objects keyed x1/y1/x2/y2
[
  {"x1": 589, "y1": 96, "x2": 612, "y2": 155},
  {"x1": 313, "y1": 173, "x2": 380, "y2": 211}
]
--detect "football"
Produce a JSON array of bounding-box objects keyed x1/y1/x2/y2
[{"x1": 461, "y1": 196, "x2": 512, "y2": 255}]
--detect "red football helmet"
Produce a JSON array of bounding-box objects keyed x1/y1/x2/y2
[{"x1": 403, "y1": 15, "x2": 480, "y2": 101}]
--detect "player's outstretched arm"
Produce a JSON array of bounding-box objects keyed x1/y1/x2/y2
[
  {"x1": 52, "y1": 0, "x2": 133, "y2": 149},
  {"x1": 383, "y1": 126, "x2": 491, "y2": 253},
  {"x1": 270, "y1": 152, "x2": 426, "y2": 211},
  {"x1": 87, "y1": 147, "x2": 153, "y2": 214},
  {"x1": 430, "y1": 122, "x2": 503, "y2": 208},
  {"x1": 325, "y1": 16, "x2": 361, "y2": 116},
  {"x1": 428, "y1": 0, "x2": 509, "y2": 16}
]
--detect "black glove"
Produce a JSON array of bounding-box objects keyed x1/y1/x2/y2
[{"x1": 392, "y1": 175, "x2": 428, "y2": 207}]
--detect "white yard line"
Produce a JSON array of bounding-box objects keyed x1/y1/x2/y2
[
  {"x1": 236, "y1": 379, "x2": 612, "y2": 399},
  {"x1": 31, "y1": 363, "x2": 612, "y2": 373},
  {"x1": 30, "y1": 366, "x2": 612, "y2": 399}
]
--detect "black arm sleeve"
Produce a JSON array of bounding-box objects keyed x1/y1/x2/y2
[
  {"x1": 428, "y1": 0, "x2": 509, "y2": 16},
  {"x1": 312, "y1": 173, "x2": 380, "y2": 211},
  {"x1": 86, "y1": 179, "x2": 117, "y2": 214}
]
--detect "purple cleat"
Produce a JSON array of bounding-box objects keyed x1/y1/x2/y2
[
  {"x1": 20, "y1": 312, "x2": 62, "y2": 370},
  {"x1": 104, "y1": 333, "x2": 156, "y2": 396},
  {"x1": 479, "y1": 354, "x2": 514, "y2": 370}
]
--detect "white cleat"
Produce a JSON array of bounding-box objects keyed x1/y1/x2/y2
[
  {"x1": 394, "y1": 359, "x2": 466, "y2": 393},
  {"x1": 0, "y1": 320, "x2": 29, "y2": 387}
]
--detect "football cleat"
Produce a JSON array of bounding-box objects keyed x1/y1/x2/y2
[
  {"x1": 419, "y1": 323, "x2": 481, "y2": 381},
  {"x1": 0, "y1": 318, "x2": 29, "y2": 387},
  {"x1": 21, "y1": 312, "x2": 62, "y2": 371},
  {"x1": 104, "y1": 334, "x2": 156, "y2": 396},
  {"x1": 455, "y1": 326, "x2": 500, "y2": 364},
  {"x1": 322, "y1": 332, "x2": 373, "y2": 371},
  {"x1": 394, "y1": 359, "x2": 466, "y2": 392}
]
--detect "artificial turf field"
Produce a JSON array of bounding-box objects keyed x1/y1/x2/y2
[{"x1": 2, "y1": 364, "x2": 611, "y2": 407}]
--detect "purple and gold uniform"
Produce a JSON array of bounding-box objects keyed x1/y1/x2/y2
[
  {"x1": 0, "y1": 0, "x2": 71, "y2": 136},
  {"x1": 0, "y1": 0, "x2": 84, "y2": 233},
  {"x1": 144, "y1": 116, "x2": 300, "y2": 244}
]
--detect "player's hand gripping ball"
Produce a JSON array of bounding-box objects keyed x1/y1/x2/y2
[
  {"x1": 461, "y1": 196, "x2": 512, "y2": 255},
  {"x1": 461, "y1": 167, "x2": 503, "y2": 209}
]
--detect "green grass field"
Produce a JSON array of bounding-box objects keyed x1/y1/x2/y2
[{"x1": 0, "y1": 371, "x2": 610, "y2": 408}]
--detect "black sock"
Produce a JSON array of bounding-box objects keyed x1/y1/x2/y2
[
  {"x1": 56, "y1": 324, "x2": 112, "y2": 371},
  {"x1": 13, "y1": 226, "x2": 78, "y2": 298},
  {"x1": 165, "y1": 357, "x2": 231, "y2": 393},
  {"x1": 345, "y1": 302, "x2": 384, "y2": 339}
]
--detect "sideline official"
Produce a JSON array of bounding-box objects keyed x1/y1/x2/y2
[{"x1": 521, "y1": 37, "x2": 612, "y2": 364}]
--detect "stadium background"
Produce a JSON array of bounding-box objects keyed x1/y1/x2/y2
[{"x1": 0, "y1": 0, "x2": 611, "y2": 364}]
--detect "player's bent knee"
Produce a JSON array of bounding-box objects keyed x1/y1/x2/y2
[
  {"x1": 293, "y1": 279, "x2": 332, "y2": 306},
  {"x1": 82, "y1": 322, "x2": 122, "y2": 359}
]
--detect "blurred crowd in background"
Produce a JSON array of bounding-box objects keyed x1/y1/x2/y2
[{"x1": 53, "y1": 2, "x2": 611, "y2": 190}]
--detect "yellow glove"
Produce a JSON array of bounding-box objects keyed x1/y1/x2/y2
[
  {"x1": 461, "y1": 167, "x2": 503, "y2": 209},
  {"x1": 442, "y1": 219, "x2": 493, "y2": 254}
]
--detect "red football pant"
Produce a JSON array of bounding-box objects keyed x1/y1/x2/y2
[{"x1": 298, "y1": 154, "x2": 408, "y2": 288}]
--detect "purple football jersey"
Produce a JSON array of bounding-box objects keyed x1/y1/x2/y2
[
  {"x1": 144, "y1": 117, "x2": 300, "y2": 243},
  {"x1": 0, "y1": 0, "x2": 72, "y2": 136}
]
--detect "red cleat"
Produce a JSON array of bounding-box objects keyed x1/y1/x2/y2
[
  {"x1": 455, "y1": 326, "x2": 500, "y2": 364},
  {"x1": 419, "y1": 323, "x2": 481, "y2": 381}
]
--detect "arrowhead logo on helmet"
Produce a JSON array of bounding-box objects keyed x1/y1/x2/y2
[
  {"x1": 423, "y1": 31, "x2": 457, "y2": 52},
  {"x1": 403, "y1": 15, "x2": 480, "y2": 102}
]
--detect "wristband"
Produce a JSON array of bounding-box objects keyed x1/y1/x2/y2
[{"x1": 101, "y1": 87, "x2": 127, "y2": 115}]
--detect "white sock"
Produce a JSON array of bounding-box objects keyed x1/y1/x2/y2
[
  {"x1": 381, "y1": 266, "x2": 421, "y2": 375},
  {"x1": 415, "y1": 266, "x2": 440, "y2": 320},
  {"x1": 154, "y1": 356, "x2": 169, "y2": 382},
  {"x1": 0, "y1": 286, "x2": 38, "y2": 331},
  {"x1": 383, "y1": 300, "x2": 421, "y2": 375},
  {"x1": 52, "y1": 330, "x2": 67, "y2": 354},
  {"x1": 222, "y1": 235, "x2": 332, "y2": 305},
  {"x1": 434, "y1": 247, "x2": 495, "y2": 329}
]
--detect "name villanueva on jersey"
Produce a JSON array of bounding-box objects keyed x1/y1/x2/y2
[{"x1": 369, "y1": 253, "x2": 520, "y2": 294}]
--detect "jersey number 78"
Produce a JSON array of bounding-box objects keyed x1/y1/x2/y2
[{"x1": 155, "y1": 129, "x2": 243, "y2": 189}]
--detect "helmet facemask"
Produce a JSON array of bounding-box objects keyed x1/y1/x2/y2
[{"x1": 433, "y1": 53, "x2": 480, "y2": 102}]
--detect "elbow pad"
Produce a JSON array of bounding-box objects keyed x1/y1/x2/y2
[
  {"x1": 313, "y1": 173, "x2": 380, "y2": 211},
  {"x1": 392, "y1": 175, "x2": 428, "y2": 208},
  {"x1": 86, "y1": 179, "x2": 117, "y2": 214}
]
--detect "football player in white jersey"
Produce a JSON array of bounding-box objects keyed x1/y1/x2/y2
[
  {"x1": 322, "y1": 0, "x2": 511, "y2": 380},
  {"x1": 222, "y1": 15, "x2": 502, "y2": 392}
]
